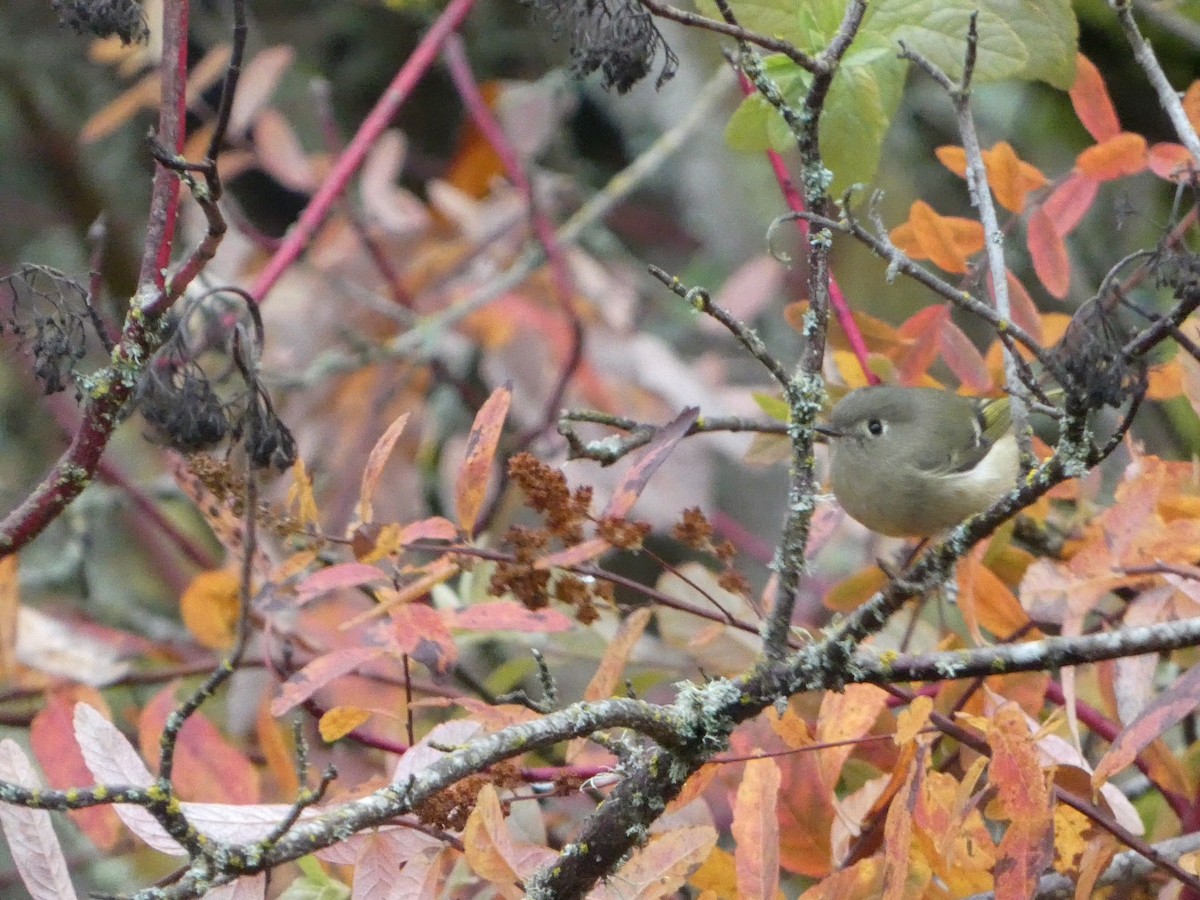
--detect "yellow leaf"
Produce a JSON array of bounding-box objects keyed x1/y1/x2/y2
[
  {"x1": 689, "y1": 846, "x2": 738, "y2": 899},
  {"x1": 179, "y1": 569, "x2": 241, "y2": 649},
  {"x1": 318, "y1": 706, "x2": 372, "y2": 742},
  {"x1": 287, "y1": 459, "x2": 320, "y2": 527},
  {"x1": 895, "y1": 695, "x2": 933, "y2": 745}
]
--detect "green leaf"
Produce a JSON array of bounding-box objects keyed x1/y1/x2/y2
[
  {"x1": 867, "y1": 0, "x2": 1077, "y2": 89},
  {"x1": 722, "y1": 0, "x2": 1076, "y2": 189},
  {"x1": 752, "y1": 392, "x2": 790, "y2": 422},
  {"x1": 725, "y1": 47, "x2": 906, "y2": 193},
  {"x1": 278, "y1": 857, "x2": 351, "y2": 900},
  {"x1": 816, "y1": 47, "x2": 908, "y2": 192}
]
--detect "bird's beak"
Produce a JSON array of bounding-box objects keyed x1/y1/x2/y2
[{"x1": 814, "y1": 424, "x2": 841, "y2": 441}]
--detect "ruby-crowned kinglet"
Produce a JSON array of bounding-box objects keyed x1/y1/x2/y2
[{"x1": 818, "y1": 386, "x2": 1020, "y2": 537}]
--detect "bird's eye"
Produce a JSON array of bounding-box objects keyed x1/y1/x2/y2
[{"x1": 866, "y1": 418, "x2": 884, "y2": 436}]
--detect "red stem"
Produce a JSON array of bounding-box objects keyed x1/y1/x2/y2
[
  {"x1": 249, "y1": 0, "x2": 477, "y2": 303},
  {"x1": 737, "y1": 73, "x2": 877, "y2": 384},
  {"x1": 0, "y1": 0, "x2": 190, "y2": 557}
]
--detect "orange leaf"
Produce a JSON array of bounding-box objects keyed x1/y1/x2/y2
[
  {"x1": 1147, "y1": 142, "x2": 1198, "y2": 182},
  {"x1": 935, "y1": 145, "x2": 968, "y2": 177},
  {"x1": 1184, "y1": 80, "x2": 1200, "y2": 135},
  {"x1": 139, "y1": 684, "x2": 262, "y2": 804},
  {"x1": 256, "y1": 701, "x2": 300, "y2": 798},
  {"x1": 287, "y1": 458, "x2": 320, "y2": 528},
  {"x1": 0, "y1": 555, "x2": 17, "y2": 680},
  {"x1": 799, "y1": 859, "x2": 883, "y2": 899},
  {"x1": 533, "y1": 537, "x2": 611, "y2": 570},
  {"x1": 881, "y1": 755, "x2": 929, "y2": 898},
  {"x1": 982, "y1": 141, "x2": 1030, "y2": 213},
  {"x1": 318, "y1": 706, "x2": 372, "y2": 742},
  {"x1": 456, "y1": 385, "x2": 512, "y2": 535},
  {"x1": 1147, "y1": 359, "x2": 1184, "y2": 400},
  {"x1": 568, "y1": 608, "x2": 652, "y2": 761},
  {"x1": 356, "y1": 412, "x2": 411, "y2": 525},
  {"x1": 179, "y1": 569, "x2": 241, "y2": 650},
  {"x1": 732, "y1": 757, "x2": 781, "y2": 900},
  {"x1": 1069, "y1": 54, "x2": 1121, "y2": 142},
  {"x1": 270, "y1": 645, "x2": 388, "y2": 716},
  {"x1": 590, "y1": 828, "x2": 717, "y2": 900},
  {"x1": 906, "y1": 201, "x2": 983, "y2": 273},
  {"x1": 1042, "y1": 172, "x2": 1097, "y2": 237},
  {"x1": 669, "y1": 763, "x2": 721, "y2": 814},
  {"x1": 1075, "y1": 132, "x2": 1147, "y2": 181},
  {"x1": 777, "y1": 749, "x2": 835, "y2": 877},
  {"x1": 446, "y1": 82, "x2": 507, "y2": 199},
  {"x1": 768, "y1": 705, "x2": 813, "y2": 749},
  {"x1": 1027, "y1": 206, "x2": 1071, "y2": 298},
  {"x1": 889, "y1": 221, "x2": 923, "y2": 258},
  {"x1": 815, "y1": 685, "x2": 889, "y2": 792},
  {"x1": 80, "y1": 72, "x2": 160, "y2": 143},
  {"x1": 463, "y1": 783, "x2": 524, "y2": 898},
  {"x1": 895, "y1": 695, "x2": 933, "y2": 746},
  {"x1": 824, "y1": 567, "x2": 888, "y2": 613},
  {"x1": 958, "y1": 552, "x2": 1033, "y2": 645},
  {"x1": 688, "y1": 845, "x2": 739, "y2": 897},
  {"x1": 294, "y1": 562, "x2": 389, "y2": 606}
]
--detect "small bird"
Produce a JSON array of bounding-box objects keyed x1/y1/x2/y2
[{"x1": 818, "y1": 385, "x2": 1020, "y2": 537}]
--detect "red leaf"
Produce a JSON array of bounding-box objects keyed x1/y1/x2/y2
[
  {"x1": 939, "y1": 319, "x2": 991, "y2": 391},
  {"x1": 270, "y1": 645, "x2": 388, "y2": 716},
  {"x1": 1147, "y1": 143, "x2": 1198, "y2": 182},
  {"x1": 1069, "y1": 54, "x2": 1121, "y2": 142},
  {"x1": 450, "y1": 600, "x2": 573, "y2": 633},
  {"x1": 1093, "y1": 661, "x2": 1200, "y2": 788},
  {"x1": 897, "y1": 305, "x2": 948, "y2": 385},
  {"x1": 1001, "y1": 272, "x2": 1044, "y2": 343},
  {"x1": 603, "y1": 407, "x2": 700, "y2": 518},
  {"x1": 31, "y1": 690, "x2": 122, "y2": 850},
  {"x1": 398, "y1": 517, "x2": 460, "y2": 544},
  {"x1": 1042, "y1": 173, "x2": 1098, "y2": 237},
  {"x1": 139, "y1": 685, "x2": 262, "y2": 804},
  {"x1": 1076, "y1": 132, "x2": 1147, "y2": 181},
  {"x1": 456, "y1": 385, "x2": 512, "y2": 535},
  {"x1": 387, "y1": 603, "x2": 457, "y2": 674},
  {"x1": 1027, "y1": 207, "x2": 1071, "y2": 299},
  {"x1": 988, "y1": 706, "x2": 1053, "y2": 900},
  {"x1": 293, "y1": 562, "x2": 390, "y2": 605}
]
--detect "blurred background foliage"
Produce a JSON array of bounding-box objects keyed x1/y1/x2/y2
[
  {"x1": 0, "y1": 0, "x2": 1199, "y2": 892},
  {"x1": 0, "y1": 0, "x2": 1198, "y2": 629}
]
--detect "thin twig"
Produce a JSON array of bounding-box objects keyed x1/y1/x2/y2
[
  {"x1": 899, "y1": 19, "x2": 1033, "y2": 459},
  {"x1": 249, "y1": 0, "x2": 477, "y2": 302},
  {"x1": 638, "y1": 0, "x2": 818, "y2": 72}
]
